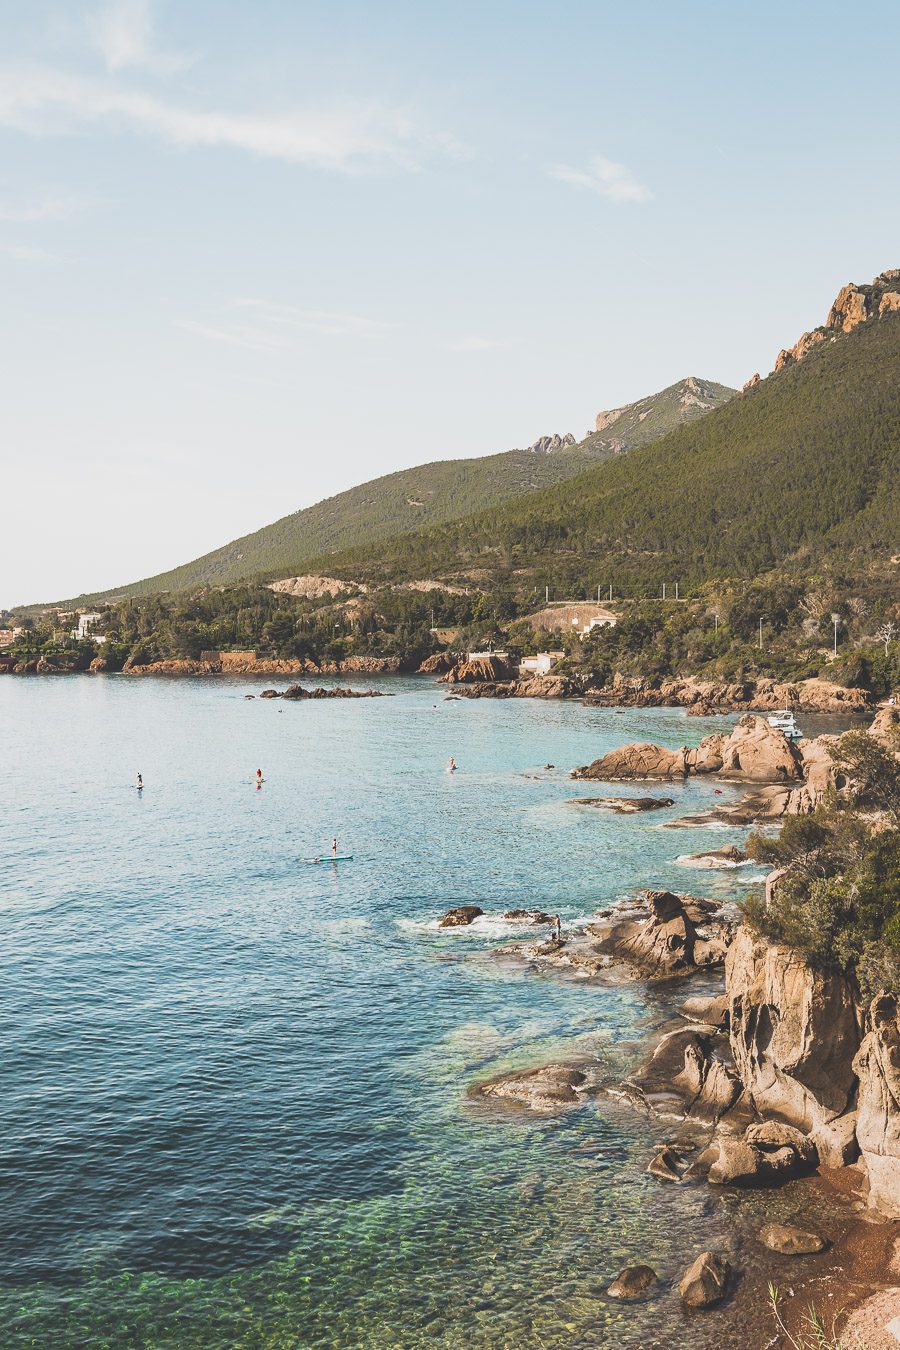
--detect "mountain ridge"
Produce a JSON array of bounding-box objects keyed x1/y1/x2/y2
[{"x1": 48, "y1": 375, "x2": 734, "y2": 607}]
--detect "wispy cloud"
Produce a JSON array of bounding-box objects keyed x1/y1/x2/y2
[
  {"x1": 232, "y1": 299, "x2": 392, "y2": 337},
  {"x1": 174, "y1": 319, "x2": 285, "y2": 353},
  {"x1": 86, "y1": 0, "x2": 191, "y2": 76},
  {"x1": 550, "y1": 156, "x2": 652, "y2": 205},
  {"x1": 0, "y1": 194, "x2": 91, "y2": 222},
  {"x1": 0, "y1": 241, "x2": 64, "y2": 263},
  {"x1": 0, "y1": 62, "x2": 465, "y2": 173},
  {"x1": 446, "y1": 335, "x2": 504, "y2": 352},
  {"x1": 177, "y1": 301, "x2": 392, "y2": 353}
]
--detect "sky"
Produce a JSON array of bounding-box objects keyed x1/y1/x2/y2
[{"x1": 1, "y1": 0, "x2": 899, "y2": 606}]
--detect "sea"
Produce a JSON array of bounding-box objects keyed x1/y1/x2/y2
[{"x1": 0, "y1": 674, "x2": 835, "y2": 1348}]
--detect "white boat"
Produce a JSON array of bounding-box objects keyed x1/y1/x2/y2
[{"x1": 767, "y1": 709, "x2": 801, "y2": 739}]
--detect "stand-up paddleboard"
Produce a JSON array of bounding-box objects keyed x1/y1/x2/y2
[{"x1": 302, "y1": 855, "x2": 353, "y2": 864}]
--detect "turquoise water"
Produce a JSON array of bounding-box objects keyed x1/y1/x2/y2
[{"x1": 0, "y1": 675, "x2": 766, "y2": 1348}]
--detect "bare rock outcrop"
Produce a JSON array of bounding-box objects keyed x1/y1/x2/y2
[
  {"x1": 439, "y1": 656, "x2": 512, "y2": 684},
  {"x1": 622, "y1": 1024, "x2": 743, "y2": 1124},
  {"x1": 853, "y1": 993, "x2": 900, "y2": 1218},
  {"x1": 438, "y1": 906, "x2": 484, "y2": 928},
  {"x1": 768, "y1": 268, "x2": 900, "y2": 375},
  {"x1": 586, "y1": 891, "x2": 729, "y2": 980},
  {"x1": 726, "y1": 927, "x2": 862, "y2": 1133},
  {"x1": 470, "y1": 1063, "x2": 589, "y2": 1113},
  {"x1": 574, "y1": 742, "x2": 688, "y2": 780},
  {"x1": 575, "y1": 717, "x2": 800, "y2": 785}
]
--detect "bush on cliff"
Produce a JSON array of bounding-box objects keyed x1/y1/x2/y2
[
  {"x1": 744, "y1": 815, "x2": 900, "y2": 999},
  {"x1": 744, "y1": 729, "x2": 900, "y2": 997}
]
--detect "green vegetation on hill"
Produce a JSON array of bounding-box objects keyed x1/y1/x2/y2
[
  {"x1": 54, "y1": 376, "x2": 734, "y2": 607},
  {"x1": 313, "y1": 312, "x2": 900, "y2": 593}
]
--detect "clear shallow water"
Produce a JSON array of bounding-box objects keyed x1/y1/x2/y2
[{"x1": 1, "y1": 675, "x2": 769, "y2": 1348}]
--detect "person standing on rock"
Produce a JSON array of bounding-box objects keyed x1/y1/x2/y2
[{"x1": 550, "y1": 914, "x2": 562, "y2": 941}]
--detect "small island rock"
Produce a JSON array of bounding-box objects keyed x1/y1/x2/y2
[{"x1": 439, "y1": 906, "x2": 484, "y2": 928}]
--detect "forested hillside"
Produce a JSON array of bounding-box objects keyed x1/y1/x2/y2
[{"x1": 312, "y1": 310, "x2": 900, "y2": 594}]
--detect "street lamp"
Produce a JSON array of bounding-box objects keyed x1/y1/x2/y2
[{"x1": 831, "y1": 613, "x2": 840, "y2": 658}]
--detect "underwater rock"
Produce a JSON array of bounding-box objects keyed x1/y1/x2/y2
[{"x1": 758, "y1": 1222, "x2": 827, "y2": 1255}]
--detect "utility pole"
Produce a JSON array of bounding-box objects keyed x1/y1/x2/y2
[
  {"x1": 714, "y1": 613, "x2": 719, "y2": 634},
  {"x1": 831, "y1": 613, "x2": 840, "y2": 657},
  {"x1": 609, "y1": 584, "x2": 613, "y2": 603},
  {"x1": 758, "y1": 617, "x2": 763, "y2": 649},
  {"x1": 545, "y1": 585, "x2": 549, "y2": 604},
  {"x1": 662, "y1": 583, "x2": 666, "y2": 601},
  {"x1": 675, "y1": 581, "x2": 679, "y2": 601}
]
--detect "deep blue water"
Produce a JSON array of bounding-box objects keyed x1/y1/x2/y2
[{"x1": 0, "y1": 674, "x2": 774, "y2": 1347}]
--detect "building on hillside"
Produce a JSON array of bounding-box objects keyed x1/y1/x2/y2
[
  {"x1": 525, "y1": 603, "x2": 618, "y2": 635},
  {"x1": 580, "y1": 612, "x2": 618, "y2": 636},
  {"x1": 72, "y1": 612, "x2": 104, "y2": 641},
  {"x1": 466, "y1": 650, "x2": 509, "y2": 662},
  {"x1": 518, "y1": 651, "x2": 565, "y2": 676},
  {"x1": 0, "y1": 627, "x2": 22, "y2": 647}
]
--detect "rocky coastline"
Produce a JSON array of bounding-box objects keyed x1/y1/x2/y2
[
  {"x1": 446, "y1": 711, "x2": 900, "y2": 1342},
  {"x1": 432, "y1": 659, "x2": 874, "y2": 716}
]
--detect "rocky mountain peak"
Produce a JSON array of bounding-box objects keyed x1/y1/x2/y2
[
  {"x1": 770, "y1": 268, "x2": 900, "y2": 377},
  {"x1": 526, "y1": 432, "x2": 576, "y2": 454}
]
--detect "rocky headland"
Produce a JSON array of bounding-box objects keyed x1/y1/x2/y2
[{"x1": 461, "y1": 709, "x2": 900, "y2": 1340}]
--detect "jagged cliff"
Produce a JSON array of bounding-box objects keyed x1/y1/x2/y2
[{"x1": 766, "y1": 269, "x2": 900, "y2": 376}]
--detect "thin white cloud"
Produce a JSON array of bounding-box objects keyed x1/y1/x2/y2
[
  {"x1": 174, "y1": 320, "x2": 286, "y2": 353},
  {"x1": 177, "y1": 303, "x2": 392, "y2": 353},
  {"x1": 550, "y1": 156, "x2": 652, "y2": 205},
  {"x1": 0, "y1": 62, "x2": 463, "y2": 173},
  {"x1": 232, "y1": 299, "x2": 392, "y2": 336},
  {"x1": 446, "y1": 336, "x2": 504, "y2": 352},
  {"x1": 86, "y1": 0, "x2": 191, "y2": 76},
  {"x1": 0, "y1": 194, "x2": 91, "y2": 222},
  {"x1": 0, "y1": 241, "x2": 64, "y2": 262}
]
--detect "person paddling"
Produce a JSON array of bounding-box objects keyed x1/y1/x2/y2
[
  {"x1": 256, "y1": 768, "x2": 264, "y2": 788},
  {"x1": 447, "y1": 756, "x2": 457, "y2": 773},
  {"x1": 331, "y1": 837, "x2": 338, "y2": 858},
  {"x1": 136, "y1": 773, "x2": 143, "y2": 791}
]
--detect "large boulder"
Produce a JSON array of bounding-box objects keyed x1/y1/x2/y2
[
  {"x1": 853, "y1": 993, "x2": 900, "y2": 1218},
  {"x1": 587, "y1": 891, "x2": 727, "y2": 980},
  {"x1": 440, "y1": 656, "x2": 512, "y2": 684},
  {"x1": 622, "y1": 1025, "x2": 742, "y2": 1124},
  {"x1": 678, "y1": 1252, "x2": 731, "y2": 1308},
  {"x1": 726, "y1": 927, "x2": 862, "y2": 1132},
  {"x1": 573, "y1": 742, "x2": 688, "y2": 780},
  {"x1": 705, "y1": 1122, "x2": 817, "y2": 1187},
  {"x1": 714, "y1": 716, "x2": 803, "y2": 782}
]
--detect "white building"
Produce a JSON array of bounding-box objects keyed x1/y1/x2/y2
[
  {"x1": 578, "y1": 613, "x2": 618, "y2": 636},
  {"x1": 519, "y1": 651, "x2": 565, "y2": 676},
  {"x1": 72, "y1": 612, "x2": 104, "y2": 641}
]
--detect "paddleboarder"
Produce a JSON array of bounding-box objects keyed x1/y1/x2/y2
[
  {"x1": 136, "y1": 773, "x2": 143, "y2": 791},
  {"x1": 331, "y1": 837, "x2": 338, "y2": 858}
]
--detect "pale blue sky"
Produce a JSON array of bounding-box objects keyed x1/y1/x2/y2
[{"x1": 2, "y1": 0, "x2": 898, "y2": 604}]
